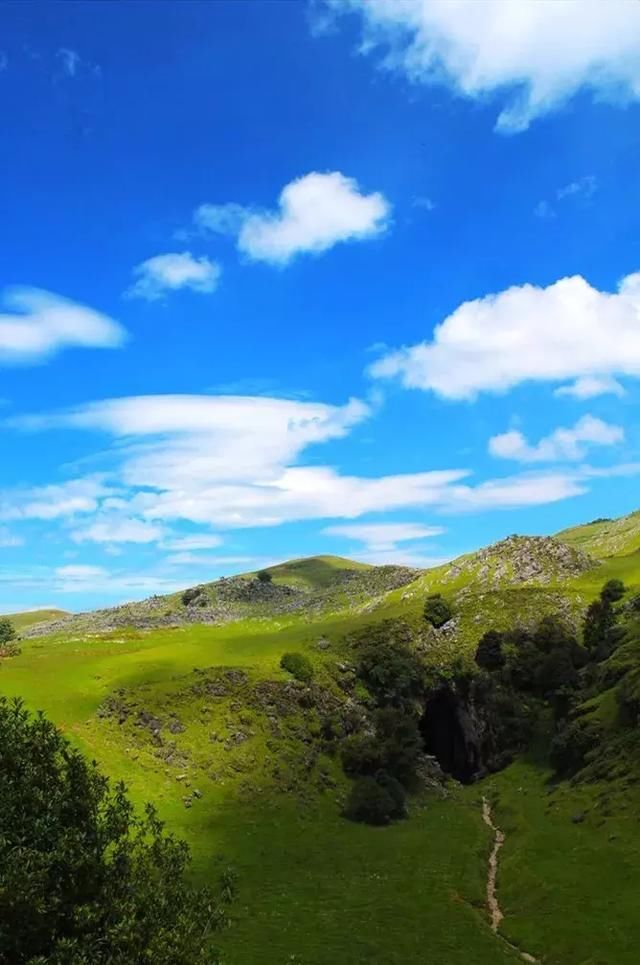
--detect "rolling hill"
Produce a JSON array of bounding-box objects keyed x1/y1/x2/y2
[{"x1": 3, "y1": 508, "x2": 640, "y2": 964}]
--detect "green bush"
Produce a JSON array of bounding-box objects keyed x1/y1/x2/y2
[
  {"x1": 256, "y1": 569, "x2": 272, "y2": 584},
  {"x1": 550, "y1": 718, "x2": 602, "y2": 776},
  {"x1": 344, "y1": 772, "x2": 406, "y2": 826},
  {"x1": 0, "y1": 698, "x2": 235, "y2": 964},
  {"x1": 601, "y1": 579, "x2": 626, "y2": 604},
  {"x1": 0, "y1": 618, "x2": 16, "y2": 645},
  {"x1": 475, "y1": 630, "x2": 505, "y2": 671},
  {"x1": 423, "y1": 594, "x2": 452, "y2": 629},
  {"x1": 280, "y1": 651, "x2": 314, "y2": 682}
]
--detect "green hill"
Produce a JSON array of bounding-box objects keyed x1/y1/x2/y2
[
  {"x1": 3, "y1": 510, "x2": 640, "y2": 964},
  {"x1": 1, "y1": 608, "x2": 69, "y2": 632}
]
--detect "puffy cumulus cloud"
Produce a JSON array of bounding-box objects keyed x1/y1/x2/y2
[
  {"x1": 489, "y1": 416, "x2": 624, "y2": 464},
  {"x1": 555, "y1": 376, "x2": 625, "y2": 400},
  {"x1": 70, "y1": 517, "x2": 166, "y2": 544},
  {"x1": 370, "y1": 271, "x2": 640, "y2": 399},
  {"x1": 194, "y1": 171, "x2": 390, "y2": 266},
  {"x1": 0, "y1": 477, "x2": 113, "y2": 522},
  {"x1": 323, "y1": 520, "x2": 447, "y2": 567},
  {"x1": 329, "y1": 0, "x2": 640, "y2": 132},
  {"x1": 125, "y1": 252, "x2": 221, "y2": 301},
  {"x1": 0, "y1": 288, "x2": 125, "y2": 365}
]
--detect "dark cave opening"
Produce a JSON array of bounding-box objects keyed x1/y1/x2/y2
[{"x1": 420, "y1": 689, "x2": 480, "y2": 784}]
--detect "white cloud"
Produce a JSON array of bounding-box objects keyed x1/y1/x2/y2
[
  {"x1": 555, "y1": 376, "x2": 625, "y2": 399},
  {"x1": 10, "y1": 389, "x2": 634, "y2": 544},
  {"x1": 55, "y1": 564, "x2": 106, "y2": 582},
  {"x1": 370, "y1": 271, "x2": 640, "y2": 399},
  {"x1": 57, "y1": 48, "x2": 81, "y2": 77},
  {"x1": 323, "y1": 520, "x2": 446, "y2": 567},
  {"x1": 126, "y1": 252, "x2": 221, "y2": 301},
  {"x1": 71, "y1": 517, "x2": 166, "y2": 544},
  {"x1": 330, "y1": 0, "x2": 640, "y2": 132},
  {"x1": 0, "y1": 477, "x2": 112, "y2": 522},
  {"x1": 324, "y1": 521, "x2": 443, "y2": 548},
  {"x1": 489, "y1": 416, "x2": 624, "y2": 464},
  {"x1": 443, "y1": 470, "x2": 588, "y2": 512},
  {"x1": 557, "y1": 175, "x2": 598, "y2": 202},
  {"x1": 535, "y1": 175, "x2": 598, "y2": 219},
  {"x1": 0, "y1": 288, "x2": 125, "y2": 365},
  {"x1": 0, "y1": 528, "x2": 23, "y2": 548},
  {"x1": 162, "y1": 533, "x2": 223, "y2": 551},
  {"x1": 194, "y1": 171, "x2": 390, "y2": 266},
  {"x1": 165, "y1": 552, "x2": 252, "y2": 567}
]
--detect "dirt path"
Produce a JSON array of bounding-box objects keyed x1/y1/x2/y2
[{"x1": 482, "y1": 796, "x2": 538, "y2": 963}]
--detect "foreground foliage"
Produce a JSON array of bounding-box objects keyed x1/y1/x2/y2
[{"x1": 0, "y1": 698, "x2": 234, "y2": 965}]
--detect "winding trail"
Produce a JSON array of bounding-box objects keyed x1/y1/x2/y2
[{"x1": 481, "y1": 796, "x2": 538, "y2": 963}]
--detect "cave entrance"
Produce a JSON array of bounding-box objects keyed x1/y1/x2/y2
[{"x1": 420, "y1": 689, "x2": 479, "y2": 784}]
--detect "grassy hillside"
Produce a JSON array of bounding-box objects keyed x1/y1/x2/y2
[
  {"x1": 1, "y1": 608, "x2": 68, "y2": 632},
  {"x1": 3, "y1": 509, "x2": 640, "y2": 963}
]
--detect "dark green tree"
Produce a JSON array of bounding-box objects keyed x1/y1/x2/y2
[
  {"x1": 256, "y1": 569, "x2": 272, "y2": 584},
  {"x1": 343, "y1": 774, "x2": 405, "y2": 826},
  {"x1": 423, "y1": 593, "x2": 452, "y2": 629},
  {"x1": 0, "y1": 698, "x2": 235, "y2": 965},
  {"x1": 356, "y1": 638, "x2": 425, "y2": 708},
  {"x1": 601, "y1": 579, "x2": 625, "y2": 604},
  {"x1": 0, "y1": 617, "x2": 16, "y2": 645},
  {"x1": 475, "y1": 630, "x2": 506, "y2": 671}
]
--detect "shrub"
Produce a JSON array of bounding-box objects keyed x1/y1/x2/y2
[
  {"x1": 601, "y1": 579, "x2": 625, "y2": 604},
  {"x1": 341, "y1": 733, "x2": 384, "y2": 777},
  {"x1": 550, "y1": 718, "x2": 602, "y2": 776},
  {"x1": 0, "y1": 698, "x2": 235, "y2": 964},
  {"x1": 280, "y1": 651, "x2": 313, "y2": 682},
  {"x1": 423, "y1": 594, "x2": 452, "y2": 629},
  {"x1": 0, "y1": 618, "x2": 16, "y2": 645},
  {"x1": 475, "y1": 630, "x2": 505, "y2": 672},
  {"x1": 256, "y1": 569, "x2": 272, "y2": 584},
  {"x1": 344, "y1": 773, "x2": 405, "y2": 826},
  {"x1": 533, "y1": 615, "x2": 577, "y2": 655},
  {"x1": 583, "y1": 598, "x2": 614, "y2": 654}
]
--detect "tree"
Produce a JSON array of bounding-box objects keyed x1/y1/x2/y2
[
  {"x1": 280, "y1": 651, "x2": 313, "y2": 682},
  {"x1": 0, "y1": 617, "x2": 16, "y2": 645},
  {"x1": 356, "y1": 638, "x2": 425, "y2": 708},
  {"x1": 344, "y1": 773, "x2": 405, "y2": 826},
  {"x1": 583, "y1": 598, "x2": 614, "y2": 655},
  {"x1": 256, "y1": 569, "x2": 272, "y2": 584},
  {"x1": 423, "y1": 594, "x2": 452, "y2": 629},
  {"x1": 0, "y1": 698, "x2": 235, "y2": 964},
  {"x1": 601, "y1": 579, "x2": 625, "y2": 604},
  {"x1": 475, "y1": 630, "x2": 505, "y2": 672}
]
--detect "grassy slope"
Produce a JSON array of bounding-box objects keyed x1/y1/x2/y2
[
  {"x1": 3, "y1": 515, "x2": 640, "y2": 962},
  {"x1": 2, "y1": 608, "x2": 68, "y2": 631}
]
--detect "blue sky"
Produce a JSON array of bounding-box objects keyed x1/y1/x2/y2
[{"x1": 2, "y1": 0, "x2": 640, "y2": 611}]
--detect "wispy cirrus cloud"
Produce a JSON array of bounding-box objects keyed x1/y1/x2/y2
[{"x1": 0, "y1": 288, "x2": 126, "y2": 365}]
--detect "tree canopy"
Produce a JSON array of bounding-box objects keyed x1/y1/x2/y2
[{"x1": 0, "y1": 698, "x2": 235, "y2": 964}]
